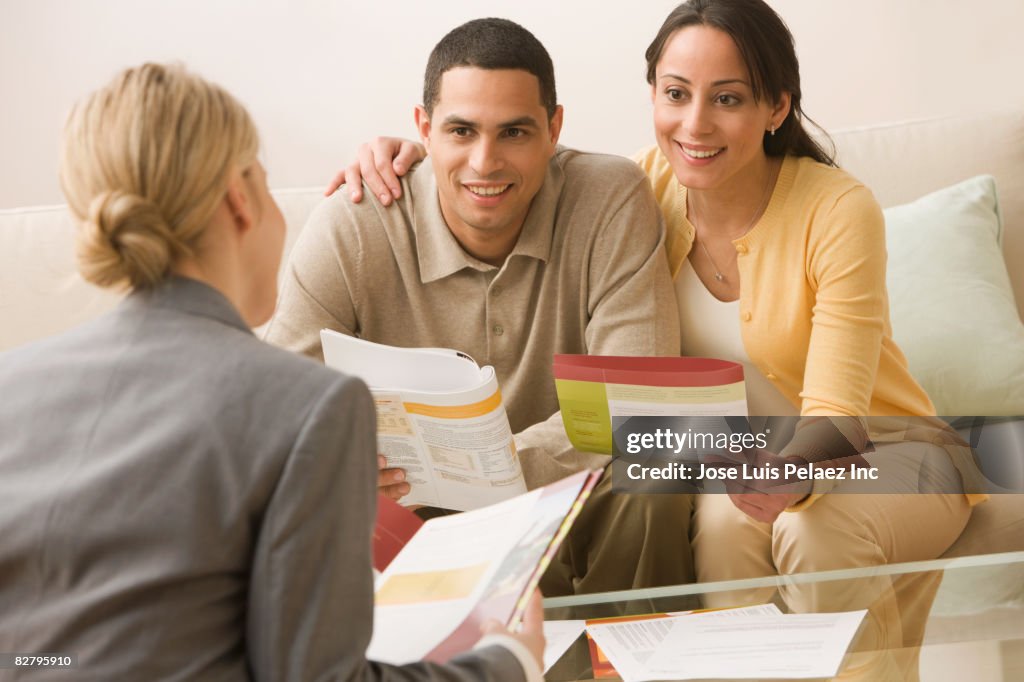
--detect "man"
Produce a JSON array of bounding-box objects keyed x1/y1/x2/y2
[{"x1": 265, "y1": 18, "x2": 691, "y2": 594}]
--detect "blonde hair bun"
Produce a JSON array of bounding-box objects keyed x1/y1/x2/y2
[
  {"x1": 60, "y1": 63, "x2": 258, "y2": 291},
  {"x1": 78, "y1": 189, "x2": 185, "y2": 289}
]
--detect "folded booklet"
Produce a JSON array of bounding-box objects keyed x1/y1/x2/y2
[
  {"x1": 322, "y1": 330, "x2": 527, "y2": 511},
  {"x1": 553, "y1": 355, "x2": 748, "y2": 454},
  {"x1": 368, "y1": 469, "x2": 602, "y2": 664}
]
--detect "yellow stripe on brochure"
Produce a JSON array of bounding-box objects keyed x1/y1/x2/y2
[{"x1": 403, "y1": 390, "x2": 503, "y2": 419}]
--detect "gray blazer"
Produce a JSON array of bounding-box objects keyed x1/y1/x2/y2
[{"x1": 0, "y1": 277, "x2": 522, "y2": 681}]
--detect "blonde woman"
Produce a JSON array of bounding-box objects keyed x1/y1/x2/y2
[{"x1": 0, "y1": 63, "x2": 542, "y2": 681}]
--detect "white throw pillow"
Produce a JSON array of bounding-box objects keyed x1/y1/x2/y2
[{"x1": 884, "y1": 175, "x2": 1024, "y2": 415}]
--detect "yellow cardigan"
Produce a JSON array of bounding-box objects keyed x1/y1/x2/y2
[{"x1": 635, "y1": 146, "x2": 987, "y2": 505}]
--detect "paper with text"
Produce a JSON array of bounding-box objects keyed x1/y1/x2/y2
[
  {"x1": 323, "y1": 330, "x2": 526, "y2": 510},
  {"x1": 586, "y1": 604, "x2": 781, "y2": 680},
  {"x1": 643, "y1": 609, "x2": 867, "y2": 680}
]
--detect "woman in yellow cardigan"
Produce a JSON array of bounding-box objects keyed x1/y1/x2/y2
[{"x1": 636, "y1": 2, "x2": 982, "y2": 677}]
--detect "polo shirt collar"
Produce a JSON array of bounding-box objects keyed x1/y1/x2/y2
[{"x1": 411, "y1": 152, "x2": 564, "y2": 284}]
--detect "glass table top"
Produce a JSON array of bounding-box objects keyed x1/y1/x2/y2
[{"x1": 541, "y1": 550, "x2": 1024, "y2": 681}]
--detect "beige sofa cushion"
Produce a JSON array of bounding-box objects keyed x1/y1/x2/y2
[
  {"x1": 0, "y1": 188, "x2": 324, "y2": 352},
  {"x1": 0, "y1": 204, "x2": 120, "y2": 351}
]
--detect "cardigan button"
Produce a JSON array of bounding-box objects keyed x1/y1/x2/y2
[
  {"x1": 766, "y1": 373, "x2": 777, "y2": 381},
  {"x1": 741, "y1": 311, "x2": 752, "y2": 322},
  {"x1": 735, "y1": 244, "x2": 749, "y2": 254}
]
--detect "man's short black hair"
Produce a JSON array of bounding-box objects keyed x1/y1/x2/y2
[{"x1": 423, "y1": 18, "x2": 557, "y2": 119}]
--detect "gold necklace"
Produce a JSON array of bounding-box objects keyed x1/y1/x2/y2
[
  {"x1": 688, "y1": 166, "x2": 776, "y2": 283},
  {"x1": 698, "y1": 239, "x2": 727, "y2": 282}
]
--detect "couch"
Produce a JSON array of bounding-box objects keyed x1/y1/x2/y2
[{"x1": 1, "y1": 110, "x2": 1022, "y2": 561}]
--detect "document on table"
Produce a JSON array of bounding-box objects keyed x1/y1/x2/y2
[
  {"x1": 542, "y1": 620, "x2": 586, "y2": 672},
  {"x1": 586, "y1": 604, "x2": 781, "y2": 681},
  {"x1": 642, "y1": 609, "x2": 866, "y2": 681}
]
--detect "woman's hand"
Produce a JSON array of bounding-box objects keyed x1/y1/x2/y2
[
  {"x1": 324, "y1": 137, "x2": 427, "y2": 204},
  {"x1": 481, "y1": 589, "x2": 546, "y2": 674},
  {"x1": 722, "y1": 451, "x2": 814, "y2": 524}
]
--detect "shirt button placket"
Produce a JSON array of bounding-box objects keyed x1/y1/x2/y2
[{"x1": 486, "y1": 272, "x2": 507, "y2": 359}]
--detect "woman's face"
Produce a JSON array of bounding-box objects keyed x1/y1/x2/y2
[{"x1": 651, "y1": 25, "x2": 789, "y2": 193}]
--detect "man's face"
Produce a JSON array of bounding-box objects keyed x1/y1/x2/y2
[{"x1": 416, "y1": 67, "x2": 563, "y2": 263}]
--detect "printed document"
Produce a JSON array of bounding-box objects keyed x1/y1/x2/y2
[
  {"x1": 595, "y1": 608, "x2": 867, "y2": 680},
  {"x1": 586, "y1": 604, "x2": 781, "y2": 680},
  {"x1": 322, "y1": 330, "x2": 526, "y2": 510}
]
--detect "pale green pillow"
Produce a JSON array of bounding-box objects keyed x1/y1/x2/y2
[{"x1": 884, "y1": 175, "x2": 1024, "y2": 415}]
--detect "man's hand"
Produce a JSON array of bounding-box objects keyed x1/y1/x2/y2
[
  {"x1": 324, "y1": 137, "x2": 427, "y2": 203},
  {"x1": 378, "y1": 454, "x2": 410, "y2": 501},
  {"x1": 481, "y1": 589, "x2": 545, "y2": 674}
]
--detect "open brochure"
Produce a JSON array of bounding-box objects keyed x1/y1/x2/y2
[
  {"x1": 322, "y1": 330, "x2": 527, "y2": 511},
  {"x1": 368, "y1": 469, "x2": 602, "y2": 664},
  {"x1": 553, "y1": 355, "x2": 748, "y2": 454}
]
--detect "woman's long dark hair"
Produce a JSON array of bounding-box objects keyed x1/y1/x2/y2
[{"x1": 645, "y1": 0, "x2": 835, "y2": 166}]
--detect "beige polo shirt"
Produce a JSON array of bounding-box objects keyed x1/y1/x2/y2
[{"x1": 265, "y1": 147, "x2": 680, "y2": 487}]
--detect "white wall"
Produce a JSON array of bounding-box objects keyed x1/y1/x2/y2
[{"x1": 2, "y1": 0, "x2": 1022, "y2": 209}]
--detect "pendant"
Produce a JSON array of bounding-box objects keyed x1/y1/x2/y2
[{"x1": 714, "y1": 273, "x2": 725, "y2": 282}]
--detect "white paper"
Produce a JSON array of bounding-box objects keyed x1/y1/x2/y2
[
  {"x1": 322, "y1": 330, "x2": 483, "y2": 393},
  {"x1": 586, "y1": 604, "x2": 781, "y2": 682},
  {"x1": 542, "y1": 620, "x2": 586, "y2": 672},
  {"x1": 644, "y1": 609, "x2": 868, "y2": 680}
]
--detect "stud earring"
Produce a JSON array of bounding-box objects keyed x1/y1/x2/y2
[{"x1": 769, "y1": 125, "x2": 776, "y2": 136}]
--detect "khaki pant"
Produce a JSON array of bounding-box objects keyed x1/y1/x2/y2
[
  {"x1": 540, "y1": 467, "x2": 695, "y2": 596},
  {"x1": 692, "y1": 442, "x2": 970, "y2": 681}
]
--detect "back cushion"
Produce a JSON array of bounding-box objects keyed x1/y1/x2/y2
[
  {"x1": 0, "y1": 188, "x2": 324, "y2": 352},
  {"x1": 829, "y1": 110, "x2": 1024, "y2": 320}
]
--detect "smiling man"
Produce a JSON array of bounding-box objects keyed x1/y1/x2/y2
[{"x1": 265, "y1": 18, "x2": 690, "y2": 595}]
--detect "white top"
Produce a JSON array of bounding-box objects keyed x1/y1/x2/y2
[{"x1": 675, "y1": 259, "x2": 797, "y2": 417}]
